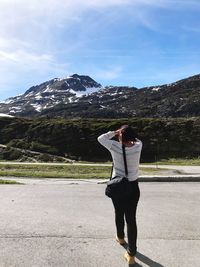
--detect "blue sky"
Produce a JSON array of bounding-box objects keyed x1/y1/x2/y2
[{"x1": 0, "y1": 0, "x2": 200, "y2": 101}]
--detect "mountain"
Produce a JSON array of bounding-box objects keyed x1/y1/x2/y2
[
  {"x1": 0, "y1": 73, "x2": 200, "y2": 118},
  {"x1": 0, "y1": 74, "x2": 102, "y2": 117}
]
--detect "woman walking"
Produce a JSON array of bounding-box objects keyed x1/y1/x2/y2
[{"x1": 97, "y1": 125, "x2": 142, "y2": 265}]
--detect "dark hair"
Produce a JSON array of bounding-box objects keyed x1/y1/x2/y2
[{"x1": 121, "y1": 125, "x2": 137, "y2": 142}]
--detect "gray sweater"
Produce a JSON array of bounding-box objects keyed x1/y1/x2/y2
[{"x1": 97, "y1": 131, "x2": 142, "y2": 181}]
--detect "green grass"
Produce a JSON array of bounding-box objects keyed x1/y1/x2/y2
[
  {"x1": 0, "y1": 179, "x2": 21, "y2": 184},
  {"x1": 0, "y1": 163, "x2": 172, "y2": 179},
  {"x1": 0, "y1": 164, "x2": 111, "y2": 179}
]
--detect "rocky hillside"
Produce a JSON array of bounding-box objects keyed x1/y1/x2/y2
[
  {"x1": 0, "y1": 73, "x2": 200, "y2": 118},
  {"x1": 0, "y1": 144, "x2": 73, "y2": 163}
]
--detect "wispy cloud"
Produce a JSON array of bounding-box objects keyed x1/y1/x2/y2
[
  {"x1": 0, "y1": 50, "x2": 52, "y2": 65},
  {"x1": 0, "y1": 47, "x2": 70, "y2": 99},
  {"x1": 0, "y1": 0, "x2": 200, "y2": 100}
]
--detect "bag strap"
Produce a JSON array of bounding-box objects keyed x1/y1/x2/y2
[
  {"x1": 109, "y1": 144, "x2": 128, "y2": 180},
  {"x1": 109, "y1": 164, "x2": 114, "y2": 180},
  {"x1": 122, "y1": 144, "x2": 128, "y2": 176}
]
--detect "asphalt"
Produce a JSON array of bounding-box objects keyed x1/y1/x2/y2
[{"x1": 0, "y1": 182, "x2": 199, "y2": 267}]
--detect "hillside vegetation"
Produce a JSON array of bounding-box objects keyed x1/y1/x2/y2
[{"x1": 0, "y1": 117, "x2": 199, "y2": 162}]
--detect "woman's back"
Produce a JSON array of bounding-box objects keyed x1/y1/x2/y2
[
  {"x1": 110, "y1": 139, "x2": 142, "y2": 181},
  {"x1": 97, "y1": 130, "x2": 142, "y2": 181}
]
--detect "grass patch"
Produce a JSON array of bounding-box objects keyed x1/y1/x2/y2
[
  {"x1": 0, "y1": 163, "x2": 173, "y2": 179},
  {"x1": 0, "y1": 164, "x2": 111, "y2": 179},
  {"x1": 0, "y1": 179, "x2": 21, "y2": 184}
]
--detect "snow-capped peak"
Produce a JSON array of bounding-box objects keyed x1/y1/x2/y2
[{"x1": 0, "y1": 74, "x2": 103, "y2": 114}]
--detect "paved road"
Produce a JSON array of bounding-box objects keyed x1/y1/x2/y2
[{"x1": 0, "y1": 182, "x2": 199, "y2": 267}]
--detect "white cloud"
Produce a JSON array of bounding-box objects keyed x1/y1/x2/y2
[
  {"x1": 1, "y1": 0, "x2": 185, "y2": 54},
  {"x1": 0, "y1": 0, "x2": 180, "y2": 37},
  {"x1": 0, "y1": 50, "x2": 52, "y2": 64},
  {"x1": 0, "y1": 0, "x2": 198, "y2": 37},
  {"x1": 0, "y1": 0, "x2": 199, "y2": 100}
]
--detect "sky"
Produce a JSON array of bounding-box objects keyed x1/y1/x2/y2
[{"x1": 0, "y1": 0, "x2": 200, "y2": 101}]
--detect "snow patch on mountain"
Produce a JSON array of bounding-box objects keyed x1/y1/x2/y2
[
  {"x1": 35, "y1": 94, "x2": 43, "y2": 100},
  {"x1": 0, "y1": 113, "x2": 14, "y2": 117},
  {"x1": 0, "y1": 99, "x2": 14, "y2": 104},
  {"x1": 69, "y1": 89, "x2": 82, "y2": 98},
  {"x1": 30, "y1": 104, "x2": 42, "y2": 112},
  {"x1": 84, "y1": 86, "x2": 103, "y2": 95},
  {"x1": 43, "y1": 85, "x2": 54, "y2": 93},
  {"x1": 152, "y1": 87, "x2": 160, "y2": 92},
  {"x1": 9, "y1": 107, "x2": 22, "y2": 113}
]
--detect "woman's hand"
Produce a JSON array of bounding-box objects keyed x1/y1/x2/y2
[{"x1": 114, "y1": 129, "x2": 122, "y2": 136}]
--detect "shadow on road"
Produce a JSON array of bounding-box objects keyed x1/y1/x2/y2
[
  {"x1": 120, "y1": 243, "x2": 163, "y2": 266},
  {"x1": 135, "y1": 251, "x2": 164, "y2": 267}
]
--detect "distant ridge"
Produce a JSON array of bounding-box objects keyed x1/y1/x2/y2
[{"x1": 0, "y1": 73, "x2": 199, "y2": 118}]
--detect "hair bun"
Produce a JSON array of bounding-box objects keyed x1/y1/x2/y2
[{"x1": 121, "y1": 126, "x2": 137, "y2": 142}]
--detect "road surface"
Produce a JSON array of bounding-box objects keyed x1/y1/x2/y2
[{"x1": 0, "y1": 182, "x2": 199, "y2": 266}]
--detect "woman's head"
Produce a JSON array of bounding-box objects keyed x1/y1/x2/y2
[{"x1": 120, "y1": 125, "x2": 137, "y2": 143}]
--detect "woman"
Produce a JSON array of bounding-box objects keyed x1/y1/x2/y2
[{"x1": 97, "y1": 125, "x2": 142, "y2": 265}]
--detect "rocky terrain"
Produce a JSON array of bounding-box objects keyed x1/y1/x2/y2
[
  {"x1": 0, "y1": 144, "x2": 73, "y2": 163},
  {"x1": 0, "y1": 73, "x2": 200, "y2": 118}
]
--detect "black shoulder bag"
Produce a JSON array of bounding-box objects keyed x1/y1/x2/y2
[{"x1": 105, "y1": 144, "x2": 131, "y2": 199}]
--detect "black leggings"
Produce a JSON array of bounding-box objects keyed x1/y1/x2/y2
[{"x1": 112, "y1": 180, "x2": 140, "y2": 256}]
